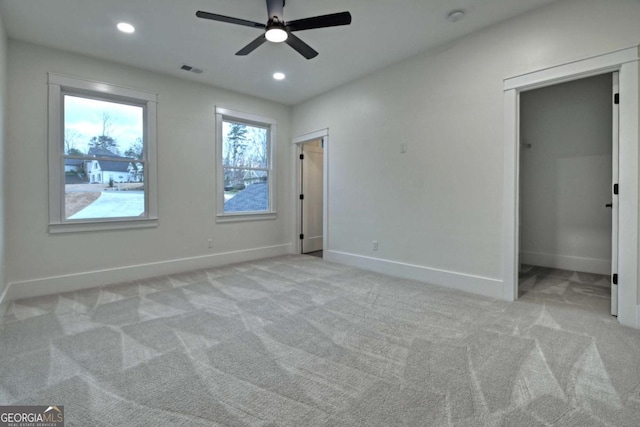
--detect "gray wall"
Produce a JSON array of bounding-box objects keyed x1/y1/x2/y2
[
  {"x1": 0, "y1": 12, "x2": 7, "y2": 311},
  {"x1": 520, "y1": 74, "x2": 613, "y2": 275},
  {"x1": 5, "y1": 41, "x2": 293, "y2": 297},
  {"x1": 292, "y1": 0, "x2": 640, "y2": 297}
]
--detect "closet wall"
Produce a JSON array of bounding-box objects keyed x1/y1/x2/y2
[{"x1": 520, "y1": 73, "x2": 613, "y2": 274}]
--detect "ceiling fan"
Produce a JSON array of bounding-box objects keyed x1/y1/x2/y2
[{"x1": 196, "y1": 0, "x2": 352, "y2": 59}]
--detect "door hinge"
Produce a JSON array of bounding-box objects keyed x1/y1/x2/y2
[
  {"x1": 299, "y1": 234, "x2": 304, "y2": 240},
  {"x1": 614, "y1": 183, "x2": 619, "y2": 195},
  {"x1": 613, "y1": 274, "x2": 618, "y2": 285},
  {"x1": 299, "y1": 194, "x2": 304, "y2": 200},
  {"x1": 614, "y1": 93, "x2": 620, "y2": 104},
  {"x1": 300, "y1": 154, "x2": 304, "y2": 160}
]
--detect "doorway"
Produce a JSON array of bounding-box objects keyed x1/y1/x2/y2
[
  {"x1": 294, "y1": 129, "x2": 329, "y2": 258},
  {"x1": 503, "y1": 47, "x2": 639, "y2": 327},
  {"x1": 518, "y1": 73, "x2": 617, "y2": 315}
]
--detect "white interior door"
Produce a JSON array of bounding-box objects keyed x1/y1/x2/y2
[
  {"x1": 611, "y1": 72, "x2": 619, "y2": 316},
  {"x1": 301, "y1": 140, "x2": 324, "y2": 253}
]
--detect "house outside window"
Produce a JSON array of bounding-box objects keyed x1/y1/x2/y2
[
  {"x1": 47, "y1": 73, "x2": 158, "y2": 233},
  {"x1": 215, "y1": 107, "x2": 276, "y2": 222}
]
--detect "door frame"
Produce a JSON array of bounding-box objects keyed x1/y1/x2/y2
[
  {"x1": 503, "y1": 46, "x2": 639, "y2": 328},
  {"x1": 293, "y1": 129, "x2": 329, "y2": 256},
  {"x1": 612, "y1": 71, "x2": 620, "y2": 317}
]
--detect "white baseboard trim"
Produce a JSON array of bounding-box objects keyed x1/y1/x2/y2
[
  {"x1": 636, "y1": 305, "x2": 640, "y2": 329},
  {"x1": 325, "y1": 250, "x2": 505, "y2": 300},
  {"x1": 520, "y1": 251, "x2": 610, "y2": 275},
  {"x1": 4, "y1": 244, "x2": 292, "y2": 302}
]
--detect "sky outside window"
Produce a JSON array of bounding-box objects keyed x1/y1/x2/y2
[{"x1": 64, "y1": 95, "x2": 143, "y2": 155}]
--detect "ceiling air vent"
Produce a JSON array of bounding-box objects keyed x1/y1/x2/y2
[{"x1": 180, "y1": 64, "x2": 203, "y2": 74}]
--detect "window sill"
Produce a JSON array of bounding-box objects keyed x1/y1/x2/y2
[
  {"x1": 216, "y1": 212, "x2": 277, "y2": 223},
  {"x1": 49, "y1": 218, "x2": 158, "y2": 234}
]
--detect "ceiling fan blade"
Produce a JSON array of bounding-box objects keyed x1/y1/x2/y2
[
  {"x1": 286, "y1": 12, "x2": 351, "y2": 32},
  {"x1": 236, "y1": 35, "x2": 268, "y2": 56},
  {"x1": 285, "y1": 33, "x2": 318, "y2": 59},
  {"x1": 196, "y1": 11, "x2": 266, "y2": 29},
  {"x1": 266, "y1": 0, "x2": 285, "y2": 20}
]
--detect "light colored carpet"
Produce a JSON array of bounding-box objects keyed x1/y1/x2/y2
[{"x1": 1, "y1": 255, "x2": 639, "y2": 426}]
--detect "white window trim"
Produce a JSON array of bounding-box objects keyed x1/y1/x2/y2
[
  {"x1": 215, "y1": 107, "x2": 277, "y2": 222},
  {"x1": 48, "y1": 73, "x2": 158, "y2": 233}
]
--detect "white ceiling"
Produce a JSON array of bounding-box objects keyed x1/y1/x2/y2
[{"x1": 0, "y1": 0, "x2": 559, "y2": 105}]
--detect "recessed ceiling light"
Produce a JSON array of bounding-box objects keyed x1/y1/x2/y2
[
  {"x1": 446, "y1": 10, "x2": 465, "y2": 23},
  {"x1": 273, "y1": 72, "x2": 286, "y2": 81},
  {"x1": 117, "y1": 22, "x2": 136, "y2": 34}
]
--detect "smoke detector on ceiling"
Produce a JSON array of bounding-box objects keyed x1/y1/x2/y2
[
  {"x1": 180, "y1": 64, "x2": 204, "y2": 74},
  {"x1": 447, "y1": 10, "x2": 465, "y2": 23}
]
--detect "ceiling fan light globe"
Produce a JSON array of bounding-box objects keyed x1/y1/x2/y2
[{"x1": 265, "y1": 28, "x2": 288, "y2": 43}]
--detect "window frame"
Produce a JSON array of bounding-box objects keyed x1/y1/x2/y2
[
  {"x1": 215, "y1": 107, "x2": 277, "y2": 222},
  {"x1": 48, "y1": 73, "x2": 158, "y2": 233}
]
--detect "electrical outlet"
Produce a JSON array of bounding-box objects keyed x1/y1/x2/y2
[
  {"x1": 400, "y1": 143, "x2": 407, "y2": 153},
  {"x1": 207, "y1": 239, "x2": 213, "y2": 249},
  {"x1": 372, "y1": 240, "x2": 379, "y2": 251}
]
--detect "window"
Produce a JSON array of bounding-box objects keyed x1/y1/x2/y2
[
  {"x1": 216, "y1": 107, "x2": 276, "y2": 221},
  {"x1": 48, "y1": 73, "x2": 158, "y2": 233}
]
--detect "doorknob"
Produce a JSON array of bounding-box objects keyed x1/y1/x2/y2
[{"x1": 606, "y1": 203, "x2": 613, "y2": 208}]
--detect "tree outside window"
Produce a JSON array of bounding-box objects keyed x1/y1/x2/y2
[{"x1": 222, "y1": 120, "x2": 269, "y2": 213}]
